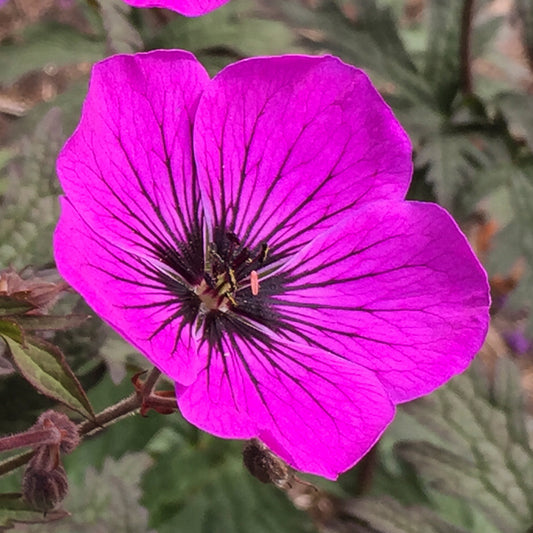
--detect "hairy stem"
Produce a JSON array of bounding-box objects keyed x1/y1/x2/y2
[
  {"x1": 0, "y1": 366, "x2": 162, "y2": 477},
  {"x1": 0, "y1": 427, "x2": 61, "y2": 453},
  {"x1": 77, "y1": 392, "x2": 141, "y2": 438},
  {"x1": 459, "y1": 0, "x2": 475, "y2": 96},
  {"x1": 78, "y1": 366, "x2": 161, "y2": 437}
]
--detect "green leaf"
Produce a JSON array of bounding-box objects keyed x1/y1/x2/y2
[
  {"x1": 276, "y1": 0, "x2": 435, "y2": 111},
  {"x1": 497, "y1": 92, "x2": 533, "y2": 153},
  {"x1": 423, "y1": 0, "x2": 462, "y2": 112},
  {"x1": 0, "y1": 493, "x2": 68, "y2": 530},
  {"x1": 98, "y1": 331, "x2": 144, "y2": 384},
  {"x1": 0, "y1": 322, "x2": 57, "y2": 433},
  {"x1": 343, "y1": 495, "x2": 469, "y2": 533},
  {"x1": 415, "y1": 123, "x2": 509, "y2": 211},
  {"x1": 0, "y1": 320, "x2": 25, "y2": 343},
  {"x1": 0, "y1": 22, "x2": 105, "y2": 86},
  {"x1": 1, "y1": 333, "x2": 94, "y2": 420},
  {"x1": 0, "y1": 109, "x2": 64, "y2": 268},
  {"x1": 274, "y1": 0, "x2": 514, "y2": 213},
  {"x1": 100, "y1": 0, "x2": 143, "y2": 54},
  {"x1": 398, "y1": 359, "x2": 533, "y2": 532},
  {"x1": 143, "y1": 433, "x2": 316, "y2": 533},
  {"x1": 147, "y1": 0, "x2": 297, "y2": 72},
  {"x1": 484, "y1": 162, "x2": 533, "y2": 334},
  {"x1": 0, "y1": 22, "x2": 105, "y2": 85}
]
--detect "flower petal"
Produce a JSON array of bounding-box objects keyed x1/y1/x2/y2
[
  {"x1": 176, "y1": 340, "x2": 394, "y2": 479},
  {"x1": 122, "y1": 0, "x2": 230, "y2": 16},
  {"x1": 57, "y1": 50, "x2": 209, "y2": 262},
  {"x1": 54, "y1": 198, "x2": 203, "y2": 385},
  {"x1": 55, "y1": 50, "x2": 211, "y2": 385},
  {"x1": 273, "y1": 201, "x2": 490, "y2": 403},
  {"x1": 194, "y1": 55, "x2": 412, "y2": 259}
]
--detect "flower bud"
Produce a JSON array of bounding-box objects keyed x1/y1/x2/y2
[
  {"x1": 242, "y1": 439, "x2": 291, "y2": 487},
  {"x1": 22, "y1": 462, "x2": 68, "y2": 512},
  {"x1": 35, "y1": 410, "x2": 79, "y2": 454}
]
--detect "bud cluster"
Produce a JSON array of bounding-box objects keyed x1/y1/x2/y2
[{"x1": 22, "y1": 410, "x2": 79, "y2": 512}]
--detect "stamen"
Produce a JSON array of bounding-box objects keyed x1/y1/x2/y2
[
  {"x1": 258, "y1": 243, "x2": 269, "y2": 264},
  {"x1": 250, "y1": 270, "x2": 259, "y2": 296}
]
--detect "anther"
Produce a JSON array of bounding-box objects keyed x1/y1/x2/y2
[
  {"x1": 250, "y1": 270, "x2": 259, "y2": 296},
  {"x1": 258, "y1": 243, "x2": 269, "y2": 264}
]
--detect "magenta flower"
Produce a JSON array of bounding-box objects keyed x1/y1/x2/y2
[
  {"x1": 54, "y1": 51, "x2": 490, "y2": 479},
  {"x1": 122, "y1": 0, "x2": 229, "y2": 16}
]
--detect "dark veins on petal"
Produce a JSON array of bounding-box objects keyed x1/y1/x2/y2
[{"x1": 126, "y1": 220, "x2": 289, "y2": 352}]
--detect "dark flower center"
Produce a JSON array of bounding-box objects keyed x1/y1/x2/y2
[
  {"x1": 154, "y1": 226, "x2": 283, "y2": 349},
  {"x1": 194, "y1": 233, "x2": 268, "y2": 312}
]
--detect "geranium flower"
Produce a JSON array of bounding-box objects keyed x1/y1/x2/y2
[
  {"x1": 54, "y1": 51, "x2": 490, "y2": 479},
  {"x1": 122, "y1": 0, "x2": 229, "y2": 16}
]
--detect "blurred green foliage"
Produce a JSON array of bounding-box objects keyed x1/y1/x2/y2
[{"x1": 1, "y1": 0, "x2": 532, "y2": 531}]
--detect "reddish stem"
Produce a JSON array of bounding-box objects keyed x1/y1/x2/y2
[
  {"x1": 0, "y1": 427, "x2": 61, "y2": 453},
  {"x1": 0, "y1": 367, "x2": 163, "y2": 474}
]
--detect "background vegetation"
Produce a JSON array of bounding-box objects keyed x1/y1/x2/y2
[{"x1": 0, "y1": 0, "x2": 532, "y2": 531}]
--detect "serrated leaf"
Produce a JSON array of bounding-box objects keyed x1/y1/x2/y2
[
  {"x1": 491, "y1": 353, "x2": 531, "y2": 444},
  {"x1": 416, "y1": 122, "x2": 510, "y2": 211},
  {"x1": 274, "y1": 0, "x2": 514, "y2": 214},
  {"x1": 147, "y1": 0, "x2": 297, "y2": 70},
  {"x1": 1, "y1": 333, "x2": 94, "y2": 420},
  {"x1": 497, "y1": 92, "x2": 533, "y2": 152},
  {"x1": 143, "y1": 433, "x2": 316, "y2": 533},
  {"x1": 0, "y1": 493, "x2": 68, "y2": 530},
  {"x1": 0, "y1": 22, "x2": 104, "y2": 86},
  {"x1": 344, "y1": 495, "x2": 469, "y2": 533},
  {"x1": 398, "y1": 440, "x2": 528, "y2": 532},
  {"x1": 485, "y1": 162, "x2": 533, "y2": 335},
  {"x1": 398, "y1": 359, "x2": 533, "y2": 531},
  {"x1": 423, "y1": 0, "x2": 462, "y2": 111},
  {"x1": 276, "y1": 0, "x2": 435, "y2": 111},
  {"x1": 0, "y1": 109, "x2": 64, "y2": 268},
  {"x1": 100, "y1": 0, "x2": 143, "y2": 54}
]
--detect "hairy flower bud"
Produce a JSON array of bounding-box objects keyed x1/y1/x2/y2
[
  {"x1": 243, "y1": 439, "x2": 291, "y2": 488},
  {"x1": 35, "y1": 410, "x2": 79, "y2": 454},
  {"x1": 22, "y1": 462, "x2": 68, "y2": 512}
]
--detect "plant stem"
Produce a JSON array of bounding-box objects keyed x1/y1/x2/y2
[
  {"x1": 459, "y1": 0, "x2": 475, "y2": 96},
  {"x1": 0, "y1": 428, "x2": 60, "y2": 453},
  {"x1": 78, "y1": 366, "x2": 161, "y2": 437},
  {"x1": 141, "y1": 367, "x2": 161, "y2": 395},
  {"x1": 0, "y1": 366, "x2": 163, "y2": 476},
  {"x1": 77, "y1": 392, "x2": 140, "y2": 438}
]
